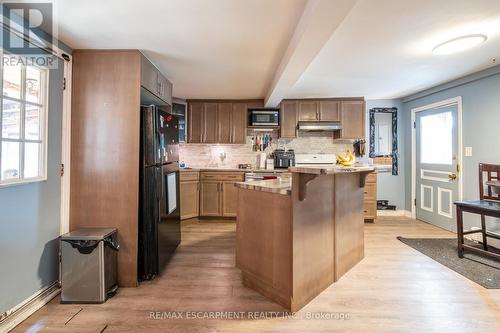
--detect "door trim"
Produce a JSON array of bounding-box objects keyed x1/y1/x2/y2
[
  {"x1": 60, "y1": 52, "x2": 73, "y2": 235},
  {"x1": 411, "y1": 96, "x2": 463, "y2": 219}
]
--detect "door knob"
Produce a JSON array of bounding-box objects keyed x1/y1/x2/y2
[{"x1": 448, "y1": 173, "x2": 457, "y2": 180}]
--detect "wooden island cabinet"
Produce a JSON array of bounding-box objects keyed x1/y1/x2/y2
[{"x1": 235, "y1": 165, "x2": 375, "y2": 311}]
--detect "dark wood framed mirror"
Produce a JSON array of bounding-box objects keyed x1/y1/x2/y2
[{"x1": 369, "y1": 107, "x2": 398, "y2": 175}]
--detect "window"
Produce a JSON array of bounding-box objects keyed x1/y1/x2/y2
[
  {"x1": 1, "y1": 59, "x2": 48, "y2": 186},
  {"x1": 420, "y1": 111, "x2": 453, "y2": 165}
]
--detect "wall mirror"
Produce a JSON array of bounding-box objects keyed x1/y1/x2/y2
[{"x1": 369, "y1": 107, "x2": 398, "y2": 175}]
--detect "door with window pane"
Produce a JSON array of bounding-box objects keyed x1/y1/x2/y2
[
  {"x1": 415, "y1": 104, "x2": 459, "y2": 231},
  {"x1": 1, "y1": 61, "x2": 47, "y2": 184}
]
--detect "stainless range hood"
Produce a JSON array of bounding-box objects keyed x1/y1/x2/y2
[{"x1": 298, "y1": 121, "x2": 342, "y2": 131}]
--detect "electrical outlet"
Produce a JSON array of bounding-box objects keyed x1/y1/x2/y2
[{"x1": 465, "y1": 146, "x2": 472, "y2": 157}]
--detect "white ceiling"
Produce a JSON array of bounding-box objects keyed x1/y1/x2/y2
[
  {"x1": 54, "y1": 0, "x2": 500, "y2": 103},
  {"x1": 285, "y1": 0, "x2": 500, "y2": 100},
  {"x1": 55, "y1": 0, "x2": 306, "y2": 99}
]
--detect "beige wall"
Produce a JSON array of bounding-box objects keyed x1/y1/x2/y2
[{"x1": 179, "y1": 132, "x2": 352, "y2": 168}]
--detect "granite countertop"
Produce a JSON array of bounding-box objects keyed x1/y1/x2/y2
[
  {"x1": 234, "y1": 179, "x2": 292, "y2": 195},
  {"x1": 288, "y1": 164, "x2": 375, "y2": 175},
  {"x1": 181, "y1": 167, "x2": 290, "y2": 173}
]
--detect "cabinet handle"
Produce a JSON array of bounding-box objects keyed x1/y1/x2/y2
[{"x1": 221, "y1": 183, "x2": 223, "y2": 192}]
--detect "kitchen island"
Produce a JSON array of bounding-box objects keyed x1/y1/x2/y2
[{"x1": 234, "y1": 165, "x2": 374, "y2": 311}]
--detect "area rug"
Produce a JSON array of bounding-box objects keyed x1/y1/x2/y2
[{"x1": 397, "y1": 237, "x2": 500, "y2": 288}]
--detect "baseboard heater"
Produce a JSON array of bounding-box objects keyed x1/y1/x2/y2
[{"x1": 0, "y1": 281, "x2": 60, "y2": 332}]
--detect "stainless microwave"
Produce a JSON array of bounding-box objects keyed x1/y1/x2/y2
[{"x1": 249, "y1": 109, "x2": 279, "y2": 126}]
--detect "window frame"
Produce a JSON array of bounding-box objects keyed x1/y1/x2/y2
[{"x1": 0, "y1": 56, "x2": 50, "y2": 187}]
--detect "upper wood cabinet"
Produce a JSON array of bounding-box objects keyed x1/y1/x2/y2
[
  {"x1": 319, "y1": 101, "x2": 340, "y2": 121},
  {"x1": 141, "y1": 56, "x2": 158, "y2": 96},
  {"x1": 157, "y1": 73, "x2": 172, "y2": 105},
  {"x1": 340, "y1": 100, "x2": 365, "y2": 139},
  {"x1": 203, "y1": 103, "x2": 218, "y2": 143},
  {"x1": 298, "y1": 101, "x2": 319, "y2": 121},
  {"x1": 280, "y1": 98, "x2": 364, "y2": 139},
  {"x1": 186, "y1": 100, "x2": 263, "y2": 144},
  {"x1": 188, "y1": 103, "x2": 203, "y2": 143},
  {"x1": 140, "y1": 54, "x2": 172, "y2": 105},
  {"x1": 218, "y1": 103, "x2": 232, "y2": 143},
  {"x1": 280, "y1": 100, "x2": 298, "y2": 138},
  {"x1": 231, "y1": 103, "x2": 248, "y2": 144}
]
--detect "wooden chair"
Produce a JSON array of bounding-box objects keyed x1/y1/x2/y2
[{"x1": 454, "y1": 163, "x2": 500, "y2": 260}]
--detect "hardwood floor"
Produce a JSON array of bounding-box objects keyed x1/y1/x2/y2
[{"x1": 12, "y1": 217, "x2": 500, "y2": 332}]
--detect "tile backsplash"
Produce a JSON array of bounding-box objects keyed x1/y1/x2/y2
[{"x1": 179, "y1": 132, "x2": 353, "y2": 168}]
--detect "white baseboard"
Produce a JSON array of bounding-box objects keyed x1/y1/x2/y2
[
  {"x1": 0, "y1": 282, "x2": 60, "y2": 333},
  {"x1": 377, "y1": 210, "x2": 413, "y2": 218}
]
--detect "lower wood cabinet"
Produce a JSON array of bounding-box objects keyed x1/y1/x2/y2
[
  {"x1": 363, "y1": 172, "x2": 377, "y2": 222},
  {"x1": 221, "y1": 181, "x2": 239, "y2": 217},
  {"x1": 180, "y1": 171, "x2": 200, "y2": 220},
  {"x1": 200, "y1": 172, "x2": 245, "y2": 217},
  {"x1": 199, "y1": 181, "x2": 221, "y2": 216},
  {"x1": 181, "y1": 171, "x2": 244, "y2": 219}
]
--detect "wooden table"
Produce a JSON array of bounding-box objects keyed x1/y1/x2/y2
[{"x1": 454, "y1": 200, "x2": 500, "y2": 260}]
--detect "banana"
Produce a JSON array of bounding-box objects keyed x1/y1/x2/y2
[
  {"x1": 337, "y1": 150, "x2": 356, "y2": 167},
  {"x1": 337, "y1": 153, "x2": 348, "y2": 163},
  {"x1": 347, "y1": 150, "x2": 354, "y2": 162}
]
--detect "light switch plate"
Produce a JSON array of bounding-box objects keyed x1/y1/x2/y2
[{"x1": 465, "y1": 146, "x2": 473, "y2": 157}]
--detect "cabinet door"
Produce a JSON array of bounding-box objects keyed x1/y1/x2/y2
[
  {"x1": 218, "y1": 103, "x2": 232, "y2": 143},
  {"x1": 203, "y1": 103, "x2": 218, "y2": 143},
  {"x1": 200, "y1": 181, "x2": 221, "y2": 216},
  {"x1": 340, "y1": 100, "x2": 365, "y2": 139},
  {"x1": 141, "y1": 56, "x2": 158, "y2": 95},
  {"x1": 188, "y1": 103, "x2": 203, "y2": 143},
  {"x1": 298, "y1": 101, "x2": 319, "y2": 121},
  {"x1": 319, "y1": 101, "x2": 340, "y2": 121},
  {"x1": 221, "y1": 181, "x2": 239, "y2": 217},
  {"x1": 158, "y1": 74, "x2": 172, "y2": 105},
  {"x1": 231, "y1": 103, "x2": 247, "y2": 144},
  {"x1": 180, "y1": 181, "x2": 199, "y2": 220},
  {"x1": 280, "y1": 101, "x2": 298, "y2": 138}
]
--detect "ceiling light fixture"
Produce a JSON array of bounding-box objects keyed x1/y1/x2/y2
[{"x1": 432, "y1": 34, "x2": 487, "y2": 55}]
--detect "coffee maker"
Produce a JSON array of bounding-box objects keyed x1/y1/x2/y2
[{"x1": 273, "y1": 149, "x2": 295, "y2": 169}]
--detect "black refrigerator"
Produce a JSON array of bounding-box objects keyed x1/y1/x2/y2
[{"x1": 138, "y1": 105, "x2": 181, "y2": 281}]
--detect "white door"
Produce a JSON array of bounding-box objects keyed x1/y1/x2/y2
[{"x1": 415, "y1": 103, "x2": 460, "y2": 231}]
